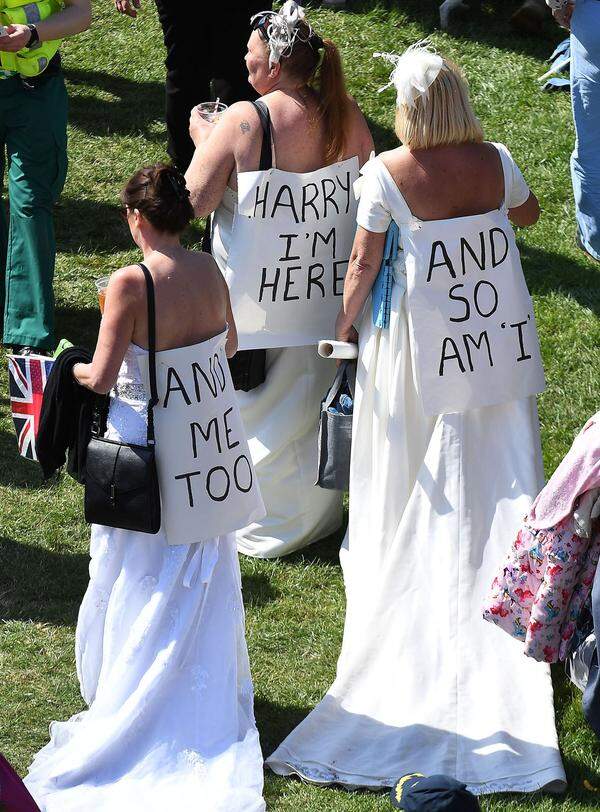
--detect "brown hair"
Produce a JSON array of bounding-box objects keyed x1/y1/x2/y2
[
  {"x1": 395, "y1": 58, "x2": 484, "y2": 150},
  {"x1": 279, "y1": 22, "x2": 350, "y2": 165},
  {"x1": 120, "y1": 163, "x2": 194, "y2": 234}
]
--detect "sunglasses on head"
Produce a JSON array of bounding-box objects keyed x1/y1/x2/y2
[{"x1": 251, "y1": 13, "x2": 270, "y2": 41}]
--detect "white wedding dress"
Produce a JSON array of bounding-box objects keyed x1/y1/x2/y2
[
  {"x1": 212, "y1": 188, "x2": 343, "y2": 559},
  {"x1": 267, "y1": 149, "x2": 567, "y2": 794},
  {"x1": 25, "y1": 344, "x2": 266, "y2": 812}
]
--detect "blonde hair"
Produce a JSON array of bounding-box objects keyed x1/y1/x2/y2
[{"x1": 394, "y1": 58, "x2": 483, "y2": 150}]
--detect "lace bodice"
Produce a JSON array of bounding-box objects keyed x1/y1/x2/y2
[{"x1": 106, "y1": 343, "x2": 149, "y2": 446}]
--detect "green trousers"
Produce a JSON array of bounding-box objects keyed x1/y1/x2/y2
[{"x1": 0, "y1": 73, "x2": 68, "y2": 350}]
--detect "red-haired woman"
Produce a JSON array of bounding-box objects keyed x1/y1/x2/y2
[{"x1": 186, "y1": 1, "x2": 373, "y2": 559}]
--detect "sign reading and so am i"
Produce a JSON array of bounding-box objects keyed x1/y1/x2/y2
[
  {"x1": 405, "y1": 209, "x2": 545, "y2": 416},
  {"x1": 225, "y1": 157, "x2": 360, "y2": 350}
]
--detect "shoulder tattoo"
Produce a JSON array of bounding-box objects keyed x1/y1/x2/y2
[{"x1": 240, "y1": 120, "x2": 251, "y2": 134}]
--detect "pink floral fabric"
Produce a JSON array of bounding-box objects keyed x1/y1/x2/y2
[{"x1": 483, "y1": 515, "x2": 600, "y2": 663}]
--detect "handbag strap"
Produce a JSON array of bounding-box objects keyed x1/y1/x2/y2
[
  {"x1": 139, "y1": 262, "x2": 158, "y2": 446},
  {"x1": 252, "y1": 99, "x2": 274, "y2": 171},
  {"x1": 323, "y1": 360, "x2": 356, "y2": 411}
]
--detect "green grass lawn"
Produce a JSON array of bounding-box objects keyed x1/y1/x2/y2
[{"x1": 1, "y1": 1, "x2": 600, "y2": 810}]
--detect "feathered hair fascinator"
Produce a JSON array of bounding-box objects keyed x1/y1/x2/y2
[
  {"x1": 374, "y1": 40, "x2": 444, "y2": 109},
  {"x1": 251, "y1": 1, "x2": 318, "y2": 68}
]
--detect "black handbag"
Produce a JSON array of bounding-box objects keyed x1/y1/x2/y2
[
  {"x1": 84, "y1": 263, "x2": 161, "y2": 534},
  {"x1": 228, "y1": 349, "x2": 267, "y2": 392}
]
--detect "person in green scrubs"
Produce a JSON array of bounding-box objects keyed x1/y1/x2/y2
[{"x1": 0, "y1": 0, "x2": 91, "y2": 355}]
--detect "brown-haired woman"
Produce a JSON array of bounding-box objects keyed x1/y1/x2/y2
[
  {"x1": 185, "y1": 1, "x2": 373, "y2": 560},
  {"x1": 24, "y1": 164, "x2": 266, "y2": 811}
]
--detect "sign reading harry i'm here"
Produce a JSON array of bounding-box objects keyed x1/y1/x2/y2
[
  {"x1": 139, "y1": 330, "x2": 265, "y2": 545},
  {"x1": 225, "y1": 157, "x2": 360, "y2": 350},
  {"x1": 405, "y1": 208, "x2": 545, "y2": 417}
]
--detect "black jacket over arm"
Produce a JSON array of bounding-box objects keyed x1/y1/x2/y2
[{"x1": 36, "y1": 347, "x2": 109, "y2": 484}]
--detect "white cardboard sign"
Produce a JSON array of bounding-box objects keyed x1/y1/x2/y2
[
  {"x1": 404, "y1": 208, "x2": 546, "y2": 416},
  {"x1": 139, "y1": 330, "x2": 265, "y2": 545},
  {"x1": 224, "y1": 157, "x2": 360, "y2": 349}
]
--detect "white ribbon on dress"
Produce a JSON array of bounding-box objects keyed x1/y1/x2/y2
[{"x1": 374, "y1": 40, "x2": 444, "y2": 109}]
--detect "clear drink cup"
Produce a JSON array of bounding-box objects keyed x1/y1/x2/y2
[
  {"x1": 195, "y1": 101, "x2": 228, "y2": 123},
  {"x1": 95, "y1": 276, "x2": 110, "y2": 314}
]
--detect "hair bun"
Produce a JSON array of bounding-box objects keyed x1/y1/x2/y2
[{"x1": 121, "y1": 163, "x2": 195, "y2": 235}]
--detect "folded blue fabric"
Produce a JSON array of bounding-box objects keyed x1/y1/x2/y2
[
  {"x1": 543, "y1": 77, "x2": 571, "y2": 92},
  {"x1": 548, "y1": 37, "x2": 570, "y2": 64},
  {"x1": 372, "y1": 221, "x2": 399, "y2": 329}
]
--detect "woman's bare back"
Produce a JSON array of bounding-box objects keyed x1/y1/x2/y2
[
  {"x1": 130, "y1": 250, "x2": 229, "y2": 352},
  {"x1": 231, "y1": 90, "x2": 373, "y2": 183},
  {"x1": 381, "y1": 142, "x2": 507, "y2": 222}
]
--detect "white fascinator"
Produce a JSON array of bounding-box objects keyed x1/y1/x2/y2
[
  {"x1": 374, "y1": 40, "x2": 444, "y2": 108},
  {"x1": 251, "y1": 1, "x2": 310, "y2": 68}
]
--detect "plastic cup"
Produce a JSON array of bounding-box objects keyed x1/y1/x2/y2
[
  {"x1": 95, "y1": 276, "x2": 110, "y2": 314},
  {"x1": 195, "y1": 101, "x2": 228, "y2": 123}
]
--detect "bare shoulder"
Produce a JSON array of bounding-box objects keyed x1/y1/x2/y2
[
  {"x1": 108, "y1": 264, "x2": 145, "y2": 298},
  {"x1": 215, "y1": 101, "x2": 262, "y2": 139},
  {"x1": 345, "y1": 95, "x2": 374, "y2": 160},
  {"x1": 186, "y1": 249, "x2": 225, "y2": 286},
  {"x1": 379, "y1": 146, "x2": 411, "y2": 174}
]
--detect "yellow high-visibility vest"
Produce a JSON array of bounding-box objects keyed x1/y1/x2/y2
[{"x1": 0, "y1": 0, "x2": 62, "y2": 77}]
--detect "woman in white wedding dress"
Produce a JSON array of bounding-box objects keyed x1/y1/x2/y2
[
  {"x1": 25, "y1": 164, "x2": 266, "y2": 812},
  {"x1": 268, "y1": 48, "x2": 567, "y2": 795},
  {"x1": 185, "y1": 2, "x2": 373, "y2": 558}
]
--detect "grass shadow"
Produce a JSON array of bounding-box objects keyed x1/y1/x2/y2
[
  {"x1": 0, "y1": 429, "x2": 45, "y2": 488},
  {"x1": 343, "y1": 0, "x2": 564, "y2": 60},
  {"x1": 65, "y1": 68, "x2": 165, "y2": 141},
  {"x1": 55, "y1": 197, "x2": 206, "y2": 258},
  {"x1": 0, "y1": 537, "x2": 88, "y2": 626},
  {"x1": 254, "y1": 697, "x2": 314, "y2": 756},
  {"x1": 279, "y1": 521, "x2": 347, "y2": 568},
  {"x1": 242, "y1": 572, "x2": 281, "y2": 608},
  {"x1": 520, "y1": 240, "x2": 600, "y2": 317}
]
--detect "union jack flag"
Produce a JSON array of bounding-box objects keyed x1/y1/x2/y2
[{"x1": 7, "y1": 354, "x2": 54, "y2": 461}]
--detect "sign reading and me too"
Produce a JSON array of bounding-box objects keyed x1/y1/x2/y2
[{"x1": 139, "y1": 330, "x2": 265, "y2": 545}]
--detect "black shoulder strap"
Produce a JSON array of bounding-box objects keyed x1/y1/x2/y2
[
  {"x1": 139, "y1": 262, "x2": 158, "y2": 445},
  {"x1": 252, "y1": 99, "x2": 273, "y2": 170}
]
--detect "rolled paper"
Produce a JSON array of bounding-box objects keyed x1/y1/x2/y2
[{"x1": 318, "y1": 340, "x2": 359, "y2": 360}]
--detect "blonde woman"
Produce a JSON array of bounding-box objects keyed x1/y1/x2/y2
[{"x1": 268, "y1": 46, "x2": 567, "y2": 796}]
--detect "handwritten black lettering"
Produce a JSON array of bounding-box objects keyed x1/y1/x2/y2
[
  {"x1": 463, "y1": 331, "x2": 494, "y2": 372},
  {"x1": 301, "y1": 182, "x2": 320, "y2": 222},
  {"x1": 283, "y1": 266, "x2": 301, "y2": 301},
  {"x1": 427, "y1": 241, "x2": 456, "y2": 282},
  {"x1": 490, "y1": 228, "x2": 509, "y2": 267},
  {"x1": 174, "y1": 470, "x2": 202, "y2": 507},
  {"x1": 278, "y1": 234, "x2": 300, "y2": 262},
  {"x1": 258, "y1": 267, "x2": 281, "y2": 302},
  {"x1": 307, "y1": 263, "x2": 325, "y2": 299},
  {"x1": 252, "y1": 181, "x2": 269, "y2": 219},
  {"x1": 510, "y1": 318, "x2": 532, "y2": 361},
  {"x1": 206, "y1": 466, "x2": 230, "y2": 502},
  {"x1": 438, "y1": 336, "x2": 466, "y2": 376},
  {"x1": 311, "y1": 227, "x2": 337, "y2": 259},
  {"x1": 163, "y1": 367, "x2": 191, "y2": 408},
  {"x1": 271, "y1": 184, "x2": 299, "y2": 223},
  {"x1": 460, "y1": 231, "x2": 486, "y2": 275}
]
